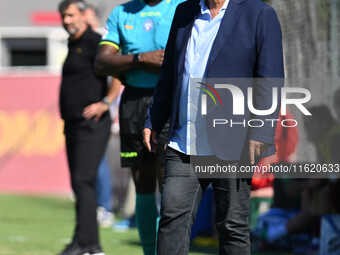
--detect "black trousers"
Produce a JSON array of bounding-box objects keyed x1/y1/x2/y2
[{"x1": 64, "y1": 114, "x2": 111, "y2": 247}]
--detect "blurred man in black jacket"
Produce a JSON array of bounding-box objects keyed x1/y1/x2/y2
[{"x1": 57, "y1": 1, "x2": 119, "y2": 254}]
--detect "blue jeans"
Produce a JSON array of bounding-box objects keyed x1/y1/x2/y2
[{"x1": 157, "y1": 148, "x2": 251, "y2": 255}]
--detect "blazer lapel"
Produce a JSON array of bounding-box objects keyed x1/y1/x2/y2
[
  {"x1": 177, "y1": 0, "x2": 200, "y2": 75},
  {"x1": 206, "y1": 0, "x2": 246, "y2": 73}
]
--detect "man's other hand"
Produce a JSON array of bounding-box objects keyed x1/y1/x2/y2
[
  {"x1": 82, "y1": 102, "x2": 109, "y2": 122},
  {"x1": 143, "y1": 128, "x2": 159, "y2": 152},
  {"x1": 249, "y1": 140, "x2": 269, "y2": 164}
]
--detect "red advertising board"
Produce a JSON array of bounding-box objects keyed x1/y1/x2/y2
[{"x1": 0, "y1": 74, "x2": 71, "y2": 194}]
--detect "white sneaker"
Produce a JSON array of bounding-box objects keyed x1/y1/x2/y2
[{"x1": 97, "y1": 207, "x2": 114, "y2": 228}]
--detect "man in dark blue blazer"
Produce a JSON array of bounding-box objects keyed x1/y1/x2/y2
[{"x1": 143, "y1": 0, "x2": 284, "y2": 253}]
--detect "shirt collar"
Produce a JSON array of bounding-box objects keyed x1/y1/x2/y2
[{"x1": 199, "y1": 0, "x2": 229, "y2": 15}]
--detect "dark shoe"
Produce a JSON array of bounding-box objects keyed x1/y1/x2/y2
[
  {"x1": 57, "y1": 242, "x2": 89, "y2": 255},
  {"x1": 88, "y1": 245, "x2": 105, "y2": 255}
]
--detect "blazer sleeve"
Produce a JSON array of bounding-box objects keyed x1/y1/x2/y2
[
  {"x1": 249, "y1": 5, "x2": 284, "y2": 144},
  {"x1": 144, "y1": 4, "x2": 182, "y2": 132}
]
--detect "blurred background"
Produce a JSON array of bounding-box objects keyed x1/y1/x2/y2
[{"x1": 0, "y1": 0, "x2": 129, "y2": 198}]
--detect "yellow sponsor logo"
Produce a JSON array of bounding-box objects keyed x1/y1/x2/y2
[
  {"x1": 0, "y1": 110, "x2": 64, "y2": 157},
  {"x1": 124, "y1": 25, "x2": 134, "y2": 29},
  {"x1": 140, "y1": 12, "x2": 161, "y2": 17},
  {"x1": 120, "y1": 152, "x2": 138, "y2": 158}
]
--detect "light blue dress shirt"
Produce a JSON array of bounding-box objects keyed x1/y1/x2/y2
[{"x1": 169, "y1": 0, "x2": 230, "y2": 155}]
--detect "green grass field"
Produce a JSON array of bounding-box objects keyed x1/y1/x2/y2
[
  {"x1": 0, "y1": 194, "x2": 219, "y2": 255},
  {"x1": 0, "y1": 194, "x2": 292, "y2": 255}
]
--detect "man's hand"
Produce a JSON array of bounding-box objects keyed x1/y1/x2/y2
[
  {"x1": 249, "y1": 140, "x2": 269, "y2": 164},
  {"x1": 139, "y1": 49, "x2": 165, "y2": 67},
  {"x1": 82, "y1": 102, "x2": 109, "y2": 122},
  {"x1": 143, "y1": 128, "x2": 159, "y2": 152}
]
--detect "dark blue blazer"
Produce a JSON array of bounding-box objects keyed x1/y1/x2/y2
[{"x1": 145, "y1": 0, "x2": 284, "y2": 160}]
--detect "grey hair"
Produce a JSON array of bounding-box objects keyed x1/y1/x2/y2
[{"x1": 58, "y1": 0, "x2": 87, "y2": 13}]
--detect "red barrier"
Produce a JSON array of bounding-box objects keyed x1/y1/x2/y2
[{"x1": 0, "y1": 74, "x2": 71, "y2": 195}]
